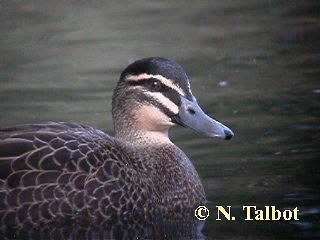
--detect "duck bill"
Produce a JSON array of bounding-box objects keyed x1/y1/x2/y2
[{"x1": 172, "y1": 96, "x2": 234, "y2": 140}]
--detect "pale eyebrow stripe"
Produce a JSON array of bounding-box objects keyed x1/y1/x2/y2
[{"x1": 126, "y1": 73, "x2": 185, "y2": 96}]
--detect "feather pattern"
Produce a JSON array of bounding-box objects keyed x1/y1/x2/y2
[
  {"x1": 0, "y1": 122, "x2": 205, "y2": 232},
  {"x1": 0, "y1": 57, "x2": 230, "y2": 238}
]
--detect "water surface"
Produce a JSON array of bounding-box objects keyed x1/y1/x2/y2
[{"x1": 0, "y1": 0, "x2": 319, "y2": 239}]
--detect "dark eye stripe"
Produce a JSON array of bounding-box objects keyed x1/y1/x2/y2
[
  {"x1": 150, "y1": 98, "x2": 177, "y2": 117},
  {"x1": 129, "y1": 90, "x2": 177, "y2": 117},
  {"x1": 162, "y1": 89, "x2": 181, "y2": 106},
  {"x1": 128, "y1": 78, "x2": 167, "y2": 91},
  {"x1": 130, "y1": 80, "x2": 181, "y2": 107},
  {"x1": 125, "y1": 73, "x2": 186, "y2": 97},
  {"x1": 127, "y1": 77, "x2": 182, "y2": 116},
  {"x1": 128, "y1": 78, "x2": 183, "y2": 97}
]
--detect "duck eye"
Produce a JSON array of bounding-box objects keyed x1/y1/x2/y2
[{"x1": 148, "y1": 79, "x2": 162, "y2": 92}]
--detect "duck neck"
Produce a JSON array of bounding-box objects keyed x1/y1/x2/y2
[
  {"x1": 113, "y1": 115, "x2": 173, "y2": 146},
  {"x1": 115, "y1": 126, "x2": 172, "y2": 146}
]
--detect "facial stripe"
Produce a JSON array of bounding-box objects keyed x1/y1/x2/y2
[
  {"x1": 126, "y1": 73, "x2": 185, "y2": 96},
  {"x1": 143, "y1": 91, "x2": 179, "y2": 115},
  {"x1": 124, "y1": 87, "x2": 179, "y2": 117},
  {"x1": 162, "y1": 88, "x2": 181, "y2": 106}
]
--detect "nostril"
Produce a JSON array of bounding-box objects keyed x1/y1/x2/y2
[{"x1": 187, "y1": 108, "x2": 196, "y2": 115}]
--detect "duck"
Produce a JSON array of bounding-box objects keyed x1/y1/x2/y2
[{"x1": 0, "y1": 57, "x2": 233, "y2": 238}]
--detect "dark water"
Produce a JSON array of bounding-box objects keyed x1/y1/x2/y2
[{"x1": 0, "y1": 0, "x2": 319, "y2": 239}]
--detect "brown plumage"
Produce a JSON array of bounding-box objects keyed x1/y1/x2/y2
[{"x1": 0, "y1": 57, "x2": 233, "y2": 239}]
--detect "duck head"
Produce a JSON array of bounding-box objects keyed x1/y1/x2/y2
[{"x1": 112, "y1": 57, "x2": 234, "y2": 142}]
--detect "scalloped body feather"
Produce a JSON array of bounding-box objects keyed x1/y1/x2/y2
[
  {"x1": 0, "y1": 57, "x2": 233, "y2": 237},
  {"x1": 0, "y1": 122, "x2": 205, "y2": 229}
]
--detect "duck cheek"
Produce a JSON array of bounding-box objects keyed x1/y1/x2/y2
[{"x1": 134, "y1": 105, "x2": 174, "y2": 132}]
